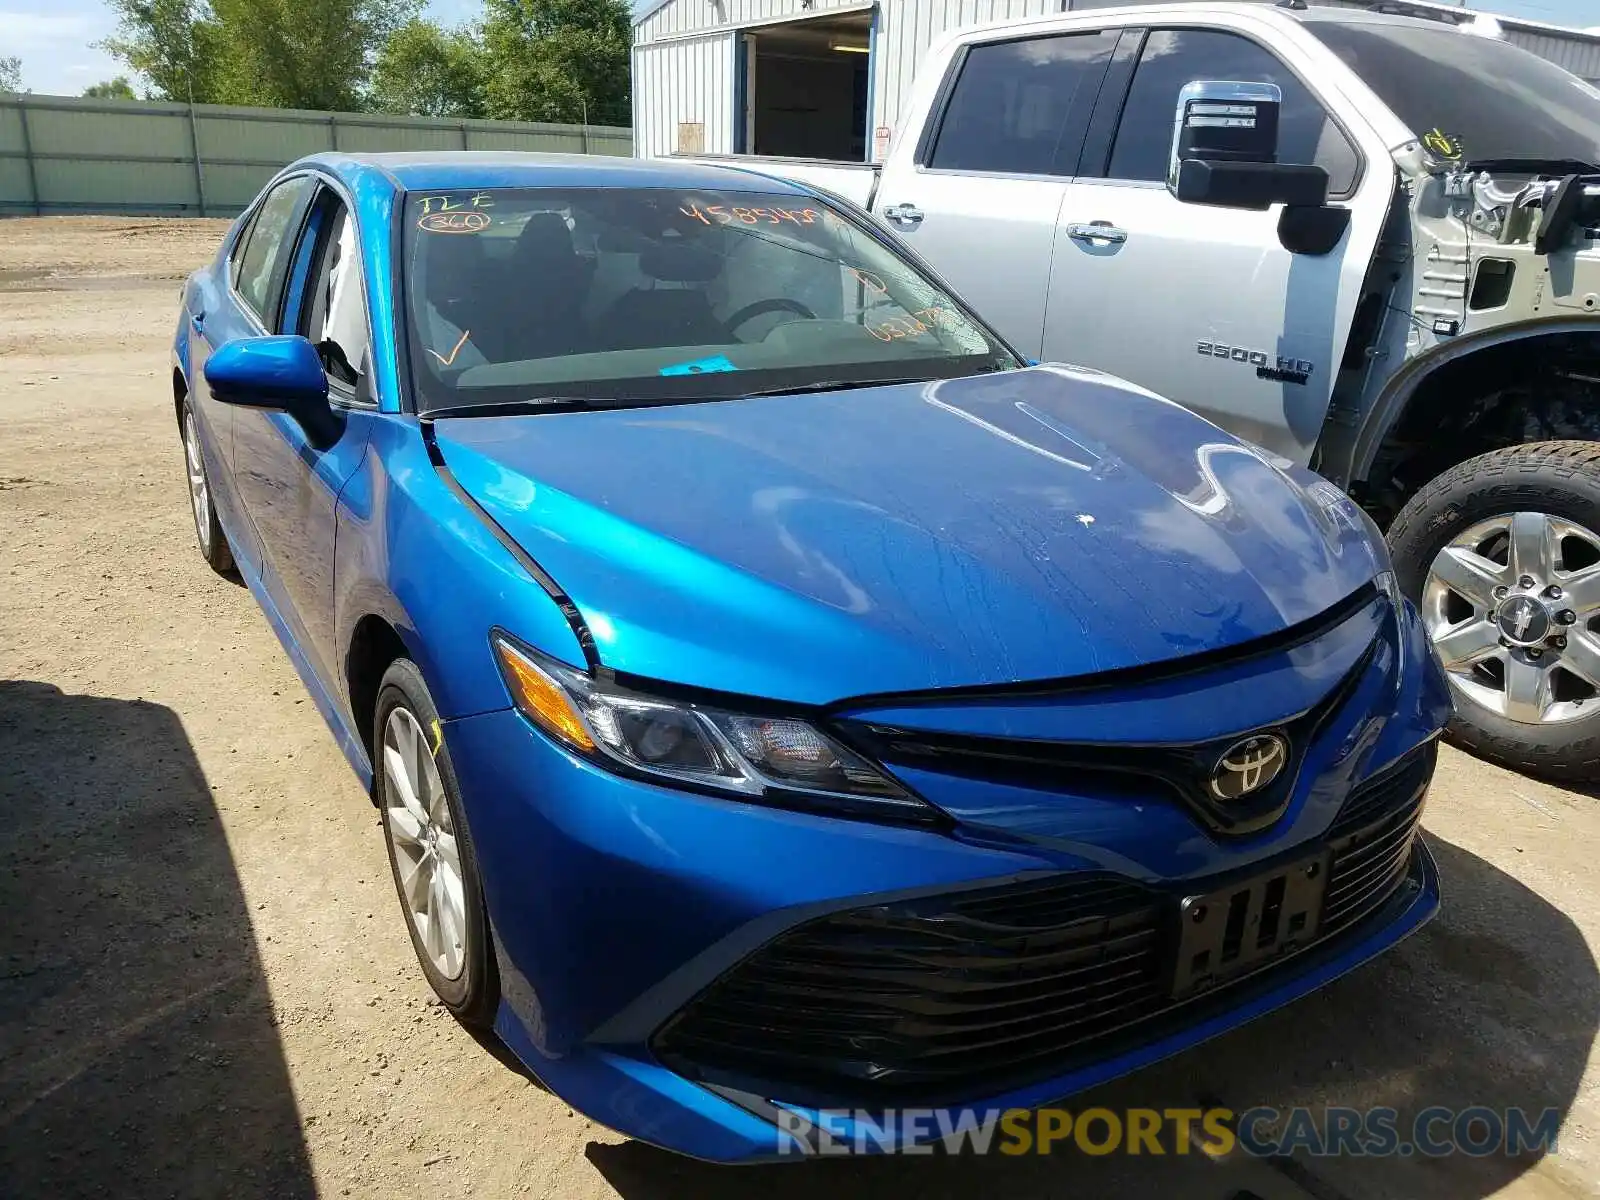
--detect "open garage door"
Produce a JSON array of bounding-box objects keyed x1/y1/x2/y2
[
  {"x1": 633, "y1": 32, "x2": 740, "y2": 159},
  {"x1": 739, "y1": 9, "x2": 874, "y2": 161}
]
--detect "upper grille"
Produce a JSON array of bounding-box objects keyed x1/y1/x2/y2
[
  {"x1": 652, "y1": 743, "x2": 1435, "y2": 1107},
  {"x1": 843, "y1": 641, "x2": 1377, "y2": 839}
]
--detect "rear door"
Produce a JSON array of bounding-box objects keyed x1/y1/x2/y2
[
  {"x1": 872, "y1": 28, "x2": 1118, "y2": 360},
  {"x1": 1045, "y1": 23, "x2": 1392, "y2": 463},
  {"x1": 231, "y1": 180, "x2": 378, "y2": 684}
]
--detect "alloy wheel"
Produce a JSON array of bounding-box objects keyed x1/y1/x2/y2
[
  {"x1": 382, "y1": 706, "x2": 467, "y2": 979},
  {"x1": 1422, "y1": 511, "x2": 1600, "y2": 725},
  {"x1": 183, "y1": 410, "x2": 211, "y2": 551}
]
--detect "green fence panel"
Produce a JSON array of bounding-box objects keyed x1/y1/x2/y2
[{"x1": 0, "y1": 94, "x2": 633, "y2": 217}]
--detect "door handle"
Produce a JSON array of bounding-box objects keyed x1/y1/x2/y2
[
  {"x1": 882, "y1": 203, "x2": 924, "y2": 228},
  {"x1": 1066, "y1": 221, "x2": 1128, "y2": 245},
  {"x1": 190, "y1": 309, "x2": 206, "y2": 330}
]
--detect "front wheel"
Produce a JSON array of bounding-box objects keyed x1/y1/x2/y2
[
  {"x1": 1388, "y1": 441, "x2": 1600, "y2": 782},
  {"x1": 374, "y1": 659, "x2": 499, "y2": 1026},
  {"x1": 181, "y1": 401, "x2": 234, "y2": 575}
]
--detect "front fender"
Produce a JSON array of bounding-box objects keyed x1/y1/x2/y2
[
  {"x1": 332, "y1": 414, "x2": 591, "y2": 731},
  {"x1": 1347, "y1": 318, "x2": 1600, "y2": 487}
]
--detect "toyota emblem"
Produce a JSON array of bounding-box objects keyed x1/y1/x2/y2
[{"x1": 1210, "y1": 734, "x2": 1288, "y2": 800}]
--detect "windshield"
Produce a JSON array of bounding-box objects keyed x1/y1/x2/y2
[
  {"x1": 401, "y1": 186, "x2": 1019, "y2": 414},
  {"x1": 1306, "y1": 18, "x2": 1600, "y2": 169}
]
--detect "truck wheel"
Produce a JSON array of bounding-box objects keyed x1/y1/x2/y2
[{"x1": 1388, "y1": 441, "x2": 1600, "y2": 781}]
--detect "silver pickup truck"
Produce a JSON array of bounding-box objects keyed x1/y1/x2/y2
[{"x1": 678, "y1": 1, "x2": 1600, "y2": 781}]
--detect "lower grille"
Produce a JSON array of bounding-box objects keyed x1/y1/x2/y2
[
  {"x1": 1324, "y1": 744, "x2": 1435, "y2": 935},
  {"x1": 653, "y1": 744, "x2": 1435, "y2": 1107}
]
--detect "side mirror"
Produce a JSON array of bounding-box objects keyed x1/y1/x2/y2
[
  {"x1": 204, "y1": 335, "x2": 338, "y2": 439},
  {"x1": 1167, "y1": 80, "x2": 1329, "y2": 211}
]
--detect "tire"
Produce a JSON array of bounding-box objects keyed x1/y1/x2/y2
[
  {"x1": 180, "y1": 400, "x2": 235, "y2": 576},
  {"x1": 1388, "y1": 440, "x2": 1600, "y2": 782},
  {"x1": 373, "y1": 659, "x2": 500, "y2": 1026}
]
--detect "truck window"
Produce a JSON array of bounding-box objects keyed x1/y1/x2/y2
[
  {"x1": 1306, "y1": 18, "x2": 1600, "y2": 170},
  {"x1": 928, "y1": 32, "x2": 1117, "y2": 176},
  {"x1": 1105, "y1": 29, "x2": 1359, "y2": 195}
]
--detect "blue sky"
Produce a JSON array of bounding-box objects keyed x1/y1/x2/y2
[{"x1": 4, "y1": 0, "x2": 1594, "y2": 96}]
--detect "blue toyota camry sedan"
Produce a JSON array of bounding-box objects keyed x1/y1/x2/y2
[{"x1": 173, "y1": 152, "x2": 1451, "y2": 1161}]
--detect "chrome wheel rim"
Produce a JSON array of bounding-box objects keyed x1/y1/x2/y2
[
  {"x1": 183, "y1": 411, "x2": 211, "y2": 550},
  {"x1": 1423, "y1": 512, "x2": 1600, "y2": 725},
  {"x1": 382, "y1": 706, "x2": 467, "y2": 980}
]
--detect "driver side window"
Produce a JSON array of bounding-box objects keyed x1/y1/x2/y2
[
  {"x1": 1106, "y1": 29, "x2": 1360, "y2": 196},
  {"x1": 298, "y1": 195, "x2": 371, "y2": 400}
]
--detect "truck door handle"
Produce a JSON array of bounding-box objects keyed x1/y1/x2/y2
[
  {"x1": 1066, "y1": 221, "x2": 1128, "y2": 245},
  {"x1": 882, "y1": 203, "x2": 924, "y2": 227}
]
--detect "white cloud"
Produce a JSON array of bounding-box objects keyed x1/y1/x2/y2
[{"x1": 0, "y1": 13, "x2": 100, "y2": 49}]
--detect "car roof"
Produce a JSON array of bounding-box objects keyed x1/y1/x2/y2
[{"x1": 301, "y1": 151, "x2": 817, "y2": 198}]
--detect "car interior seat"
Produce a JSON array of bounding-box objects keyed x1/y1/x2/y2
[
  {"x1": 600, "y1": 242, "x2": 731, "y2": 351},
  {"x1": 473, "y1": 213, "x2": 597, "y2": 362}
]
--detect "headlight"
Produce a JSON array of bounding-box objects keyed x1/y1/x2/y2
[{"x1": 492, "y1": 635, "x2": 928, "y2": 817}]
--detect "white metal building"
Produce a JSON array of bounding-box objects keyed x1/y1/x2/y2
[{"x1": 631, "y1": 0, "x2": 1600, "y2": 161}]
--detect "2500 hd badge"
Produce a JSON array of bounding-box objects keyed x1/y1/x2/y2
[{"x1": 1197, "y1": 340, "x2": 1316, "y2": 386}]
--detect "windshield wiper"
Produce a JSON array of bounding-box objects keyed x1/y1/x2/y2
[
  {"x1": 727, "y1": 376, "x2": 939, "y2": 399},
  {"x1": 423, "y1": 396, "x2": 623, "y2": 419},
  {"x1": 1461, "y1": 158, "x2": 1600, "y2": 177}
]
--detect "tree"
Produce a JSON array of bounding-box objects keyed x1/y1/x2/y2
[
  {"x1": 480, "y1": 0, "x2": 632, "y2": 126},
  {"x1": 371, "y1": 19, "x2": 485, "y2": 117},
  {"x1": 104, "y1": 0, "x2": 420, "y2": 110},
  {"x1": 0, "y1": 56, "x2": 22, "y2": 93},
  {"x1": 210, "y1": 0, "x2": 422, "y2": 111},
  {"x1": 84, "y1": 77, "x2": 139, "y2": 99},
  {"x1": 101, "y1": 0, "x2": 228, "y2": 102}
]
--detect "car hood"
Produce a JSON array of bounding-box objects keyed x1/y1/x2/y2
[{"x1": 432, "y1": 367, "x2": 1385, "y2": 706}]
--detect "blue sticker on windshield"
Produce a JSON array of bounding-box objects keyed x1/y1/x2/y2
[{"x1": 659, "y1": 354, "x2": 739, "y2": 377}]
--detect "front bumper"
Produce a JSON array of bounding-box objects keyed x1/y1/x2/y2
[
  {"x1": 440, "y1": 591, "x2": 1449, "y2": 1161},
  {"x1": 446, "y1": 720, "x2": 1443, "y2": 1151}
]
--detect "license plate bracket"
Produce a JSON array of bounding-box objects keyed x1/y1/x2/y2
[{"x1": 1171, "y1": 852, "x2": 1329, "y2": 998}]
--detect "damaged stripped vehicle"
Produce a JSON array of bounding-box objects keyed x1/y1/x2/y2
[{"x1": 172, "y1": 153, "x2": 1449, "y2": 1158}]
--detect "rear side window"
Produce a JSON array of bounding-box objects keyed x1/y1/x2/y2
[
  {"x1": 231, "y1": 176, "x2": 313, "y2": 323},
  {"x1": 1106, "y1": 29, "x2": 1360, "y2": 194},
  {"x1": 929, "y1": 32, "x2": 1118, "y2": 176}
]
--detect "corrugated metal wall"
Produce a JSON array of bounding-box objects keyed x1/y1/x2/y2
[
  {"x1": 871, "y1": 0, "x2": 1060, "y2": 140},
  {"x1": 633, "y1": 33, "x2": 740, "y2": 157},
  {"x1": 637, "y1": 0, "x2": 870, "y2": 43},
  {"x1": 635, "y1": 0, "x2": 1063, "y2": 154},
  {"x1": 1508, "y1": 29, "x2": 1600, "y2": 84},
  {"x1": 0, "y1": 95, "x2": 632, "y2": 217}
]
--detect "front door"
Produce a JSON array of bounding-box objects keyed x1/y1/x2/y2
[
  {"x1": 1045, "y1": 25, "x2": 1389, "y2": 463},
  {"x1": 873, "y1": 29, "x2": 1118, "y2": 361},
  {"x1": 192, "y1": 174, "x2": 317, "y2": 578},
  {"x1": 231, "y1": 182, "x2": 376, "y2": 683}
]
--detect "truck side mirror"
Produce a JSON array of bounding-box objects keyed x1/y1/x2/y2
[{"x1": 1167, "y1": 80, "x2": 1329, "y2": 211}]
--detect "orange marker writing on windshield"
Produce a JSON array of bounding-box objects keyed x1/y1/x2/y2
[{"x1": 428, "y1": 329, "x2": 471, "y2": 367}]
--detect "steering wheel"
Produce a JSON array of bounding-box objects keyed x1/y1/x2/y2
[{"x1": 725, "y1": 297, "x2": 816, "y2": 335}]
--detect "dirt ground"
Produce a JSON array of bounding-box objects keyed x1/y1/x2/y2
[{"x1": 3, "y1": 216, "x2": 1600, "y2": 1200}]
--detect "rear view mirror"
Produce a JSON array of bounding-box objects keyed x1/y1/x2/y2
[{"x1": 1167, "y1": 80, "x2": 1329, "y2": 211}]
